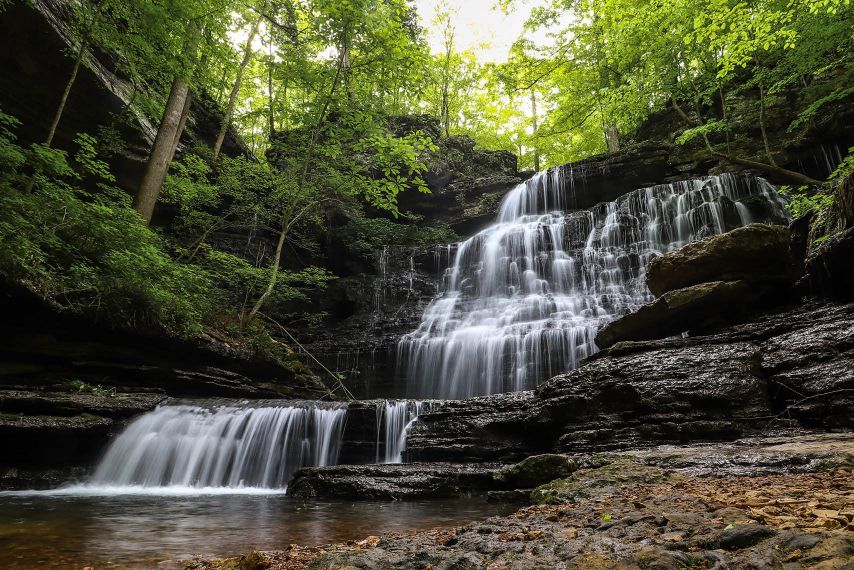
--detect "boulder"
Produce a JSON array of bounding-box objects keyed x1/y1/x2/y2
[
  {"x1": 645, "y1": 224, "x2": 792, "y2": 298},
  {"x1": 494, "y1": 454, "x2": 578, "y2": 489},
  {"x1": 595, "y1": 280, "x2": 759, "y2": 349}
]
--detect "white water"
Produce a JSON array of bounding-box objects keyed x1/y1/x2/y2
[
  {"x1": 375, "y1": 400, "x2": 435, "y2": 463},
  {"x1": 398, "y1": 171, "x2": 785, "y2": 399},
  {"x1": 75, "y1": 403, "x2": 346, "y2": 492}
]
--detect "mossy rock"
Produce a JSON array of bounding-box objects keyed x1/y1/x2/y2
[
  {"x1": 530, "y1": 458, "x2": 678, "y2": 505},
  {"x1": 494, "y1": 454, "x2": 578, "y2": 489}
]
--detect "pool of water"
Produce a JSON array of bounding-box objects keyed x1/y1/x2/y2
[{"x1": 0, "y1": 490, "x2": 515, "y2": 569}]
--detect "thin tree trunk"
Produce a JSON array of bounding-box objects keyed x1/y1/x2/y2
[
  {"x1": 671, "y1": 97, "x2": 697, "y2": 126},
  {"x1": 134, "y1": 77, "x2": 190, "y2": 224},
  {"x1": 531, "y1": 89, "x2": 540, "y2": 171},
  {"x1": 212, "y1": 16, "x2": 262, "y2": 162},
  {"x1": 758, "y1": 84, "x2": 778, "y2": 167},
  {"x1": 267, "y1": 32, "x2": 275, "y2": 138},
  {"x1": 46, "y1": 42, "x2": 85, "y2": 147},
  {"x1": 672, "y1": 97, "x2": 820, "y2": 186},
  {"x1": 719, "y1": 85, "x2": 731, "y2": 155},
  {"x1": 711, "y1": 151, "x2": 821, "y2": 186}
]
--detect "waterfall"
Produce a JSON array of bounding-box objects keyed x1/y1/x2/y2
[
  {"x1": 398, "y1": 171, "x2": 785, "y2": 400},
  {"x1": 375, "y1": 400, "x2": 435, "y2": 464},
  {"x1": 89, "y1": 403, "x2": 347, "y2": 490}
]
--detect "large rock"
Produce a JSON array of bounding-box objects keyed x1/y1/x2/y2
[
  {"x1": 646, "y1": 224, "x2": 792, "y2": 297},
  {"x1": 596, "y1": 280, "x2": 759, "y2": 349},
  {"x1": 494, "y1": 454, "x2": 578, "y2": 489}
]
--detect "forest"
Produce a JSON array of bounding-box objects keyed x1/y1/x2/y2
[
  {"x1": 1, "y1": 0, "x2": 851, "y2": 347},
  {"x1": 0, "y1": 0, "x2": 853, "y2": 567}
]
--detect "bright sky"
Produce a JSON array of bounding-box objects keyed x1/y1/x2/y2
[{"x1": 413, "y1": 0, "x2": 542, "y2": 63}]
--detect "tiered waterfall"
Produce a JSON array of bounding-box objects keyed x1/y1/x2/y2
[{"x1": 398, "y1": 171, "x2": 784, "y2": 399}]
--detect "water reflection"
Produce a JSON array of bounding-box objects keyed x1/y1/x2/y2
[{"x1": 0, "y1": 494, "x2": 513, "y2": 569}]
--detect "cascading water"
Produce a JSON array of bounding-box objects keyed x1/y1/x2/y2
[
  {"x1": 88, "y1": 403, "x2": 347, "y2": 490},
  {"x1": 375, "y1": 400, "x2": 435, "y2": 464},
  {"x1": 398, "y1": 171, "x2": 785, "y2": 400}
]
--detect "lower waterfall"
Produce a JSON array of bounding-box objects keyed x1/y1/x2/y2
[
  {"x1": 398, "y1": 171, "x2": 785, "y2": 400},
  {"x1": 88, "y1": 403, "x2": 347, "y2": 490}
]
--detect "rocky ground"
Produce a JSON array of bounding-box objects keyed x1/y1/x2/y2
[{"x1": 182, "y1": 434, "x2": 854, "y2": 570}]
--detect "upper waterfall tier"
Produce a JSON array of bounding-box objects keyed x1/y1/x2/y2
[
  {"x1": 88, "y1": 403, "x2": 346, "y2": 490},
  {"x1": 398, "y1": 171, "x2": 786, "y2": 400}
]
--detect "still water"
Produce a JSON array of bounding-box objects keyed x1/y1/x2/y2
[{"x1": 0, "y1": 490, "x2": 514, "y2": 569}]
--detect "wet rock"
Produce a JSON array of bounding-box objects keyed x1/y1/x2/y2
[
  {"x1": 287, "y1": 463, "x2": 504, "y2": 500},
  {"x1": 0, "y1": 390, "x2": 164, "y2": 419},
  {"x1": 485, "y1": 489, "x2": 532, "y2": 504},
  {"x1": 716, "y1": 524, "x2": 777, "y2": 550},
  {"x1": 407, "y1": 391, "x2": 543, "y2": 463},
  {"x1": 623, "y1": 433, "x2": 854, "y2": 477},
  {"x1": 595, "y1": 280, "x2": 761, "y2": 348},
  {"x1": 645, "y1": 224, "x2": 792, "y2": 297},
  {"x1": 0, "y1": 284, "x2": 326, "y2": 400}
]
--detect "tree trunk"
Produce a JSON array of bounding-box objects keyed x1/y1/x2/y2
[
  {"x1": 605, "y1": 124, "x2": 620, "y2": 153},
  {"x1": 212, "y1": 16, "x2": 262, "y2": 162},
  {"x1": 134, "y1": 77, "x2": 190, "y2": 224},
  {"x1": 719, "y1": 86, "x2": 731, "y2": 155},
  {"x1": 671, "y1": 97, "x2": 820, "y2": 187},
  {"x1": 267, "y1": 32, "x2": 276, "y2": 138},
  {"x1": 168, "y1": 89, "x2": 193, "y2": 164},
  {"x1": 712, "y1": 151, "x2": 821, "y2": 186},
  {"x1": 531, "y1": 89, "x2": 540, "y2": 171},
  {"x1": 758, "y1": 84, "x2": 778, "y2": 167},
  {"x1": 45, "y1": 42, "x2": 85, "y2": 147}
]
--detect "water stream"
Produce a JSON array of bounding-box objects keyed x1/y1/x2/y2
[{"x1": 375, "y1": 400, "x2": 436, "y2": 463}]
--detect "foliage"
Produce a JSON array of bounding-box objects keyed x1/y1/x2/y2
[
  {"x1": 0, "y1": 102, "x2": 351, "y2": 343},
  {"x1": 0, "y1": 120, "x2": 214, "y2": 334},
  {"x1": 341, "y1": 217, "x2": 458, "y2": 256},
  {"x1": 500, "y1": 0, "x2": 854, "y2": 170},
  {"x1": 781, "y1": 186, "x2": 836, "y2": 218}
]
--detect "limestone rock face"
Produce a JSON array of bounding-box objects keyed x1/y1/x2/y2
[{"x1": 645, "y1": 224, "x2": 792, "y2": 297}]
